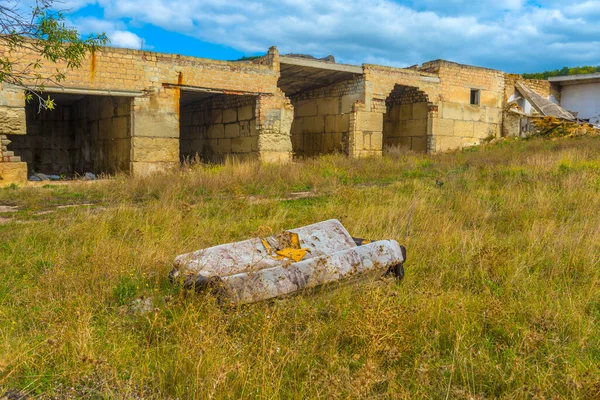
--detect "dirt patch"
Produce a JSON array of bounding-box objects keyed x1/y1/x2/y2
[{"x1": 0, "y1": 205, "x2": 18, "y2": 213}]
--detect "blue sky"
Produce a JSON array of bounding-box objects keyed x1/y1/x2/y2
[{"x1": 57, "y1": 0, "x2": 600, "y2": 73}]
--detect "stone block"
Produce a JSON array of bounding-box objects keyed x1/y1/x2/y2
[
  {"x1": 0, "y1": 106, "x2": 26, "y2": 135},
  {"x1": 317, "y1": 98, "x2": 339, "y2": 115},
  {"x1": 259, "y1": 134, "x2": 292, "y2": 152},
  {"x1": 231, "y1": 137, "x2": 255, "y2": 153},
  {"x1": 304, "y1": 116, "x2": 325, "y2": 134},
  {"x1": 116, "y1": 99, "x2": 132, "y2": 117},
  {"x1": 133, "y1": 111, "x2": 179, "y2": 138},
  {"x1": 399, "y1": 104, "x2": 412, "y2": 120},
  {"x1": 352, "y1": 131, "x2": 364, "y2": 150},
  {"x1": 341, "y1": 93, "x2": 362, "y2": 113},
  {"x1": 291, "y1": 118, "x2": 303, "y2": 136},
  {"x1": 369, "y1": 131, "x2": 383, "y2": 151},
  {"x1": 99, "y1": 97, "x2": 116, "y2": 119},
  {"x1": 209, "y1": 124, "x2": 225, "y2": 139},
  {"x1": 473, "y1": 121, "x2": 493, "y2": 139},
  {"x1": 454, "y1": 120, "x2": 474, "y2": 137},
  {"x1": 434, "y1": 118, "x2": 455, "y2": 136},
  {"x1": 87, "y1": 98, "x2": 99, "y2": 121},
  {"x1": 338, "y1": 114, "x2": 350, "y2": 131},
  {"x1": 295, "y1": 100, "x2": 318, "y2": 117},
  {"x1": 325, "y1": 115, "x2": 337, "y2": 133},
  {"x1": 223, "y1": 108, "x2": 238, "y2": 123},
  {"x1": 132, "y1": 137, "x2": 179, "y2": 162},
  {"x1": 435, "y1": 135, "x2": 466, "y2": 152},
  {"x1": 463, "y1": 104, "x2": 485, "y2": 122},
  {"x1": 238, "y1": 105, "x2": 254, "y2": 121},
  {"x1": 446, "y1": 87, "x2": 471, "y2": 103},
  {"x1": 356, "y1": 111, "x2": 383, "y2": 132},
  {"x1": 214, "y1": 138, "x2": 231, "y2": 153},
  {"x1": 486, "y1": 107, "x2": 502, "y2": 124},
  {"x1": 210, "y1": 109, "x2": 223, "y2": 124},
  {"x1": 412, "y1": 102, "x2": 429, "y2": 120},
  {"x1": 225, "y1": 123, "x2": 240, "y2": 138},
  {"x1": 406, "y1": 119, "x2": 427, "y2": 136},
  {"x1": 411, "y1": 136, "x2": 427, "y2": 152},
  {"x1": 193, "y1": 111, "x2": 204, "y2": 125},
  {"x1": 440, "y1": 102, "x2": 463, "y2": 120},
  {"x1": 0, "y1": 161, "x2": 27, "y2": 185},
  {"x1": 481, "y1": 90, "x2": 501, "y2": 108}
]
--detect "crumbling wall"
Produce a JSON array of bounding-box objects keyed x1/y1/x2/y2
[
  {"x1": 421, "y1": 60, "x2": 504, "y2": 151},
  {"x1": 180, "y1": 95, "x2": 257, "y2": 162},
  {"x1": 383, "y1": 86, "x2": 429, "y2": 151},
  {"x1": 290, "y1": 77, "x2": 363, "y2": 157},
  {"x1": 504, "y1": 74, "x2": 552, "y2": 102}
]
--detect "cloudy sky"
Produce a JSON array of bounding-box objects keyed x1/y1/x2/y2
[{"x1": 56, "y1": 0, "x2": 600, "y2": 73}]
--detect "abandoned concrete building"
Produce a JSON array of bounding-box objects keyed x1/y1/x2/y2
[{"x1": 0, "y1": 45, "x2": 574, "y2": 184}]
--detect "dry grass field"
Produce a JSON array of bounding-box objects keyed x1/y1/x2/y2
[{"x1": 1, "y1": 137, "x2": 600, "y2": 399}]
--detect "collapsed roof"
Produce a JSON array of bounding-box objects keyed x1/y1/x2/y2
[{"x1": 515, "y1": 82, "x2": 575, "y2": 120}]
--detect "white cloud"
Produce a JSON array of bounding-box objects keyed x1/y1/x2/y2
[
  {"x1": 73, "y1": 16, "x2": 144, "y2": 49},
  {"x1": 68, "y1": 0, "x2": 600, "y2": 72}
]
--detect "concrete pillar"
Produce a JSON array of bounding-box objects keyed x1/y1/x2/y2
[
  {"x1": 130, "y1": 87, "x2": 180, "y2": 175},
  {"x1": 256, "y1": 92, "x2": 293, "y2": 162}
]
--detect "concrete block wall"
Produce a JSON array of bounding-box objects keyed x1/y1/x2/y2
[
  {"x1": 72, "y1": 96, "x2": 131, "y2": 174},
  {"x1": 420, "y1": 60, "x2": 504, "y2": 151},
  {"x1": 180, "y1": 94, "x2": 258, "y2": 162},
  {"x1": 383, "y1": 86, "x2": 429, "y2": 152},
  {"x1": 7, "y1": 95, "x2": 131, "y2": 176},
  {"x1": 290, "y1": 77, "x2": 363, "y2": 157}
]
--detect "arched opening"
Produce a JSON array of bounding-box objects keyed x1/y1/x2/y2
[{"x1": 383, "y1": 85, "x2": 430, "y2": 152}]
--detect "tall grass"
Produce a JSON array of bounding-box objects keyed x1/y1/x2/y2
[{"x1": 1, "y1": 137, "x2": 600, "y2": 398}]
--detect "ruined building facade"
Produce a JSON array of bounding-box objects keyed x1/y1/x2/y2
[{"x1": 0, "y1": 46, "x2": 553, "y2": 184}]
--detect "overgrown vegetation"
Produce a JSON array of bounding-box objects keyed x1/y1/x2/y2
[
  {"x1": 522, "y1": 65, "x2": 600, "y2": 80},
  {"x1": 1, "y1": 138, "x2": 600, "y2": 398}
]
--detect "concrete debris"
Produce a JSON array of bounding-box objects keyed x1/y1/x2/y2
[{"x1": 170, "y1": 219, "x2": 406, "y2": 304}]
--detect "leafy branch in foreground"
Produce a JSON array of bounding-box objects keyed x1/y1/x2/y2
[{"x1": 0, "y1": 0, "x2": 108, "y2": 110}]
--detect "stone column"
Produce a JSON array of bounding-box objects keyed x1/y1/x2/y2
[
  {"x1": 256, "y1": 92, "x2": 293, "y2": 163},
  {"x1": 130, "y1": 87, "x2": 180, "y2": 175},
  {"x1": 0, "y1": 85, "x2": 28, "y2": 184},
  {"x1": 348, "y1": 100, "x2": 384, "y2": 158}
]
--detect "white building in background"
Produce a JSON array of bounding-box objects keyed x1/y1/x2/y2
[{"x1": 549, "y1": 73, "x2": 600, "y2": 126}]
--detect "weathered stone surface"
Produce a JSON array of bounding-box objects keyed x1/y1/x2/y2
[
  {"x1": 132, "y1": 137, "x2": 179, "y2": 162},
  {"x1": 0, "y1": 107, "x2": 26, "y2": 135},
  {"x1": 0, "y1": 162, "x2": 27, "y2": 185}
]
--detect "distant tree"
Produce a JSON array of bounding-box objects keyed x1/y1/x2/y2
[
  {"x1": 0, "y1": 0, "x2": 107, "y2": 110},
  {"x1": 523, "y1": 65, "x2": 600, "y2": 80}
]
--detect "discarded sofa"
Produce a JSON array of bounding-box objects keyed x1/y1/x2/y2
[{"x1": 169, "y1": 219, "x2": 406, "y2": 304}]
